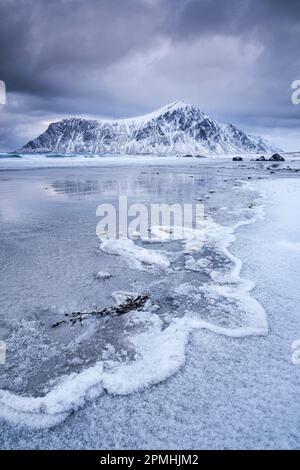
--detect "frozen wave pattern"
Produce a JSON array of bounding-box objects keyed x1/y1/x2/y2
[{"x1": 0, "y1": 183, "x2": 268, "y2": 429}]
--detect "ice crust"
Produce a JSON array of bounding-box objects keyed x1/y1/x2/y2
[{"x1": 0, "y1": 183, "x2": 268, "y2": 429}]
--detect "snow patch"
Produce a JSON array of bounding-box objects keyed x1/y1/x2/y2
[{"x1": 279, "y1": 240, "x2": 300, "y2": 253}]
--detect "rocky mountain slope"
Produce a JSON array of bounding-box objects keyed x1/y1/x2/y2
[{"x1": 20, "y1": 102, "x2": 279, "y2": 155}]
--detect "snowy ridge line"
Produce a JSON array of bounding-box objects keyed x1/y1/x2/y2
[
  {"x1": 19, "y1": 101, "x2": 279, "y2": 156},
  {"x1": 0, "y1": 183, "x2": 268, "y2": 429}
]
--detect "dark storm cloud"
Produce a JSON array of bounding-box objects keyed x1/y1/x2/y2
[
  {"x1": 169, "y1": 0, "x2": 300, "y2": 37},
  {"x1": 167, "y1": 0, "x2": 300, "y2": 111},
  {"x1": 0, "y1": 0, "x2": 299, "y2": 151},
  {"x1": 0, "y1": 0, "x2": 167, "y2": 96}
]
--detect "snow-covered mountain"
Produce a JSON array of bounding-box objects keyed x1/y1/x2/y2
[{"x1": 19, "y1": 102, "x2": 279, "y2": 155}]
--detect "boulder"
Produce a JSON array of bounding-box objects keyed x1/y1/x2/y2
[
  {"x1": 269, "y1": 153, "x2": 285, "y2": 161},
  {"x1": 256, "y1": 156, "x2": 266, "y2": 161},
  {"x1": 232, "y1": 156, "x2": 243, "y2": 161}
]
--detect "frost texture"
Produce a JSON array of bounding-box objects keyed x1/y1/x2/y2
[{"x1": 0, "y1": 190, "x2": 268, "y2": 429}]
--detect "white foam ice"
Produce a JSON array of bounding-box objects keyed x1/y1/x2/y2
[
  {"x1": 145, "y1": 225, "x2": 204, "y2": 253},
  {"x1": 0, "y1": 363, "x2": 105, "y2": 428},
  {"x1": 0, "y1": 182, "x2": 268, "y2": 429},
  {"x1": 101, "y1": 312, "x2": 190, "y2": 395},
  {"x1": 0, "y1": 312, "x2": 189, "y2": 428},
  {"x1": 99, "y1": 238, "x2": 170, "y2": 269},
  {"x1": 185, "y1": 257, "x2": 212, "y2": 271}
]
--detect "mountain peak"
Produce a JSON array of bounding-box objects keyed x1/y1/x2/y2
[
  {"x1": 127, "y1": 101, "x2": 197, "y2": 124},
  {"x1": 19, "y1": 102, "x2": 280, "y2": 156},
  {"x1": 154, "y1": 101, "x2": 199, "y2": 114},
  {"x1": 160, "y1": 101, "x2": 188, "y2": 110}
]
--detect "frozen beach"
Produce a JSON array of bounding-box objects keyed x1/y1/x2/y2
[{"x1": 0, "y1": 156, "x2": 300, "y2": 449}]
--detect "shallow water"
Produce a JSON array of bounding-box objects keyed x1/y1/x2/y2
[
  {"x1": 0, "y1": 164, "x2": 256, "y2": 394},
  {"x1": 0, "y1": 159, "x2": 299, "y2": 447}
]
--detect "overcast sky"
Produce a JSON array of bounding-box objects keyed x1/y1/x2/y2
[{"x1": 0, "y1": 0, "x2": 299, "y2": 151}]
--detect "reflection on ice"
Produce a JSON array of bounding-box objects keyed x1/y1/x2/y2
[{"x1": 51, "y1": 180, "x2": 100, "y2": 196}]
